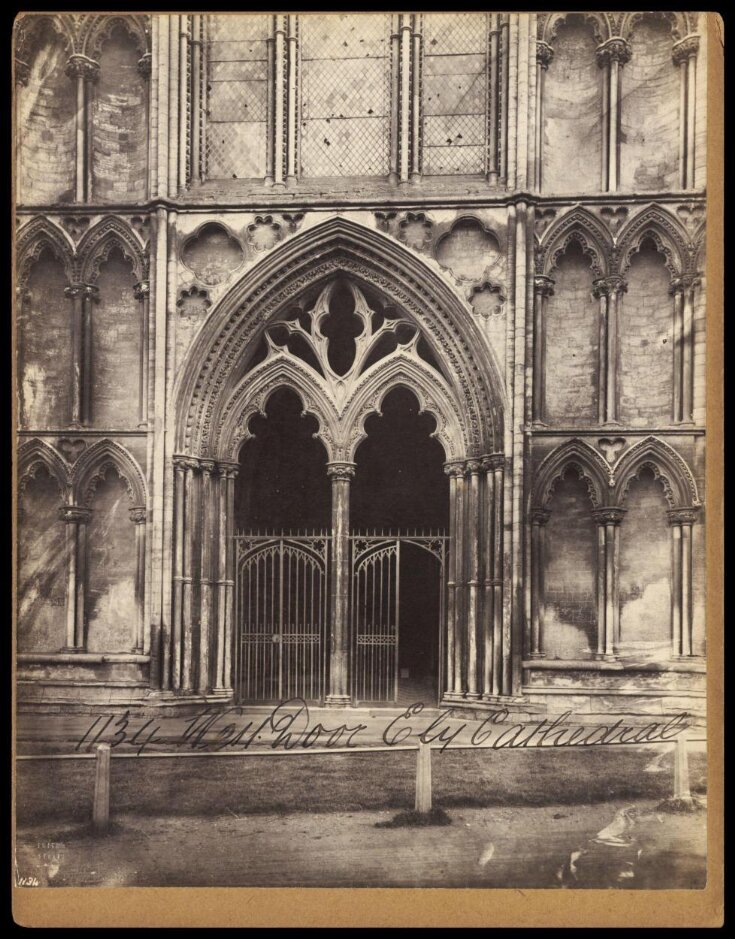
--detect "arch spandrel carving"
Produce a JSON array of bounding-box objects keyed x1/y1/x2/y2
[
  {"x1": 531, "y1": 439, "x2": 613, "y2": 513},
  {"x1": 18, "y1": 439, "x2": 71, "y2": 501},
  {"x1": 175, "y1": 217, "x2": 506, "y2": 461},
  {"x1": 76, "y1": 216, "x2": 147, "y2": 284},
  {"x1": 616, "y1": 204, "x2": 691, "y2": 279},
  {"x1": 538, "y1": 207, "x2": 613, "y2": 279},
  {"x1": 17, "y1": 218, "x2": 75, "y2": 288}
]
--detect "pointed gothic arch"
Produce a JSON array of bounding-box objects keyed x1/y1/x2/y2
[
  {"x1": 537, "y1": 207, "x2": 613, "y2": 279},
  {"x1": 77, "y1": 216, "x2": 147, "y2": 284},
  {"x1": 16, "y1": 217, "x2": 75, "y2": 288},
  {"x1": 612, "y1": 436, "x2": 700, "y2": 509},
  {"x1": 531, "y1": 439, "x2": 612, "y2": 512},
  {"x1": 79, "y1": 13, "x2": 149, "y2": 61},
  {"x1": 17, "y1": 439, "x2": 70, "y2": 500},
  {"x1": 175, "y1": 216, "x2": 506, "y2": 460},
  {"x1": 71, "y1": 439, "x2": 147, "y2": 508},
  {"x1": 617, "y1": 205, "x2": 691, "y2": 279}
]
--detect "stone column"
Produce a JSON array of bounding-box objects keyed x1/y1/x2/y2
[
  {"x1": 410, "y1": 16, "x2": 422, "y2": 182},
  {"x1": 668, "y1": 508, "x2": 699, "y2": 657},
  {"x1": 529, "y1": 508, "x2": 549, "y2": 659},
  {"x1": 326, "y1": 462, "x2": 355, "y2": 706},
  {"x1": 178, "y1": 17, "x2": 190, "y2": 191},
  {"x1": 80, "y1": 285, "x2": 98, "y2": 426},
  {"x1": 181, "y1": 457, "x2": 200, "y2": 694},
  {"x1": 213, "y1": 461, "x2": 238, "y2": 696},
  {"x1": 465, "y1": 460, "x2": 482, "y2": 699},
  {"x1": 273, "y1": 15, "x2": 287, "y2": 187},
  {"x1": 15, "y1": 58, "x2": 30, "y2": 203},
  {"x1": 171, "y1": 457, "x2": 186, "y2": 690},
  {"x1": 499, "y1": 15, "x2": 510, "y2": 184},
  {"x1": 190, "y1": 16, "x2": 202, "y2": 183},
  {"x1": 443, "y1": 461, "x2": 463, "y2": 701},
  {"x1": 129, "y1": 506, "x2": 147, "y2": 652},
  {"x1": 487, "y1": 16, "x2": 500, "y2": 184},
  {"x1": 480, "y1": 455, "x2": 504, "y2": 698},
  {"x1": 133, "y1": 280, "x2": 150, "y2": 428},
  {"x1": 591, "y1": 507, "x2": 626, "y2": 658},
  {"x1": 673, "y1": 36, "x2": 700, "y2": 189},
  {"x1": 198, "y1": 460, "x2": 216, "y2": 693},
  {"x1": 532, "y1": 275, "x2": 554, "y2": 423},
  {"x1": 63, "y1": 284, "x2": 87, "y2": 428},
  {"x1": 286, "y1": 15, "x2": 299, "y2": 185},
  {"x1": 398, "y1": 14, "x2": 412, "y2": 184},
  {"x1": 389, "y1": 15, "x2": 401, "y2": 183},
  {"x1": 65, "y1": 55, "x2": 99, "y2": 203},
  {"x1": 596, "y1": 38, "x2": 631, "y2": 192},
  {"x1": 534, "y1": 41, "x2": 553, "y2": 191},
  {"x1": 59, "y1": 506, "x2": 90, "y2": 651},
  {"x1": 593, "y1": 275, "x2": 626, "y2": 424}
]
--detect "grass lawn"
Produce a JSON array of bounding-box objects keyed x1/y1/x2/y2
[{"x1": 15, "y1": 745, "x2": 707, "y2": 825}]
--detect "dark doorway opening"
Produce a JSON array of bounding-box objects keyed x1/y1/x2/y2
[{"x1": 352, "y1": 387, "x2": 449, "y2": 705}]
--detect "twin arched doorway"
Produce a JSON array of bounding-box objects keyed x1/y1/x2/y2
[{"x1": 171, "y1": 218, "x2": 507, "y2": 707}]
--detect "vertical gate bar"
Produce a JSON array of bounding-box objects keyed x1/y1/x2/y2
[{"x1": 395, "y1": 540, "x2": 400, "y2": 703}]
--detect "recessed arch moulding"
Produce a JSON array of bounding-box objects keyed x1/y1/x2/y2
[{"x1": 175, "y1": 217, "x2": 506, "y2": 466}]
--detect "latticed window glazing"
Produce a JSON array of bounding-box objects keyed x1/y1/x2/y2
[
  {"x1": 422, "y1": 13, "x2": 488, "y2": 176},
  {"x1": 300, "y1": 13, "x2": 391, "y2": 178},
  {"x1": 204, "y1": 14, "x2": 269, "y2": 180}
]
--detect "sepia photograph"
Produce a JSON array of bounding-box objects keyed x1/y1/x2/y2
[{"x1": 12, "y1": 8, "x2": 722, "y2": 927}]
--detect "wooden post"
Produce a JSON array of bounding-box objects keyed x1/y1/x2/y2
[
  {"x1": 415, "y1": 741, "x2": 432, "y2": 813},
  {"x1": 92, "y1": 744, "x2": 111, "y2": 831}
]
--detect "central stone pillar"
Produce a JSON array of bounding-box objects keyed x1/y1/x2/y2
[{"x1": 326, "y1": 461, "x2": 355, "y2": 706}]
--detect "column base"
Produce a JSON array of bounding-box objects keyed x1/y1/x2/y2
[
  {"x1": 465, "y1": 692, "x2": 482, "y2": 701},
  {"x1": 325, "y1": 695, "x2": 352, "y2": 707},
  {"x1": 209, "y1": 687, "x2": 234, "y2": 699},
  {"x1": 527, "y1": 652, "x2": 546, "y2": 660},
  {"x1": 442, "y1": 692, "x2": 466, "y2": 703},
  {"x1": 61, "y1": 645, "x2": 84, "y2": 653},
  {"x1": 595, "y1": 652, "x2": 619, "y2": 662}
]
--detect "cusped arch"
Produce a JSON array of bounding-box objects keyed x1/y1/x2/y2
[
  {"x1": 540, "y1": 11, "x2": 611, "y2": 46},
  {"x1": 538, "y1": 207, "x2": 613, "y2": 279},
  {"x1": 77, "y1": 216, "x2": 147, "y2": 283},
  {"x1": 71, "y1": 439, "x2": 147, "y2": 508},
  {"x1": 15, "y1": 13, "x2": 74, "y2": 65},
  {"x1": 620, "y1": 10, "x2": 689, "y2": 43},
  {"x1": 80, "y1": 13, "x2": 149, "y2": 61},
  {"x1": 220, "y1": 349, "x2": 339, "y2": 464},
  {"x1": 532, "y1": 439, "x2": 613, "y2": 512},
  {"x1": 617, "y1": 205, "x2": 691, "y2": 279},
  {"x1": 612, "y1": 437, "x2": 700, "y2": 509},
  {"x1": 343, "y1": 346, "x2": 467, "y2": 463},
  {"x1": 17, "y1": 439, "x2": 70, "y2": 500},
  {"x1": 16, "y1": 217, "x2": 75, "y2": 288},
  {"x1": 175, "y1": 216, "x2": 506, "y2": 460}
]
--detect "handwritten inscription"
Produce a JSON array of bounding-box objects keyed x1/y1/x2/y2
[{"x1": 73, "y1": 700, "x2": 691, "y2": 756}]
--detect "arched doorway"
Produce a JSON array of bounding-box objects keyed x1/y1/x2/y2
[
  {"x1": 171, "y1": 217, "x2": 507, "y2": 706},
  {"x1": 351, "y1": 387, "x2": 449, "y2": 705}
]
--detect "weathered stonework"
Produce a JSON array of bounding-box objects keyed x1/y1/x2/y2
[{"x1": 14, "y1": 12, "x2": 708, "y2": 721}]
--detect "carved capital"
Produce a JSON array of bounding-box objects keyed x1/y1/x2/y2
[
  {"x1": 667, "y1": 507, "x2": 699, "y2": 526},
  {"x1": 591, "y1": 507, "x2": 627, "y2": 526},
  {"x1": 534, "y1": 275, "x2": 555, "y2": 299},
  {"x1": 596, "y1": 38, "x2": 632, "y2": 68},
  {"x1": 670, "y1": 273, "x2": 701, "y2": 296},
  {"x1": 200, "y1": 459, "x2": 217, "y2": 477},
  {"x1": 443, "y1": 460, "x2": 466, "y2": 479},
  {"x1": 133, "y1": 280, "x2": 150, "y2": 301},
  {"x1": 326, "y1": 461, "x2": 356, "y2": 481},
  {"x1": 129, "y1": 505, "x2": 147, "y2": 524},
  {"x1": 59, "y1": 505, "x2": 91, "y2": 524},
  {"x1": 672, "y1": 35, "x2": 700, "y2": 65},
  {"x1": 465, "y1": 459, "x2": 482, "y2": 476},
  {"x1": 531, "y1": 508, "x2": 551, "y2": 526},
  {"x1": 536, "y1": 40, "x2": 554, "y2": 70},
  {"x1": 16, "y1": 285, "x2": 31, "y2": 304},
  {"x1": 481, "y1": 453, "x2": 505, "y2": 473},
  {"x1": 64, "y1": 283, "x2": 90, "y2": 301},
  {"x1": 216, "y1": 460, "x2": 240, "y2": 480},
  {"x1": 593, "y1": 275, "x2": 627, "y2": 299},
  {"x1": 65, "y1": 54, "x2": 100, "y2": 82}
]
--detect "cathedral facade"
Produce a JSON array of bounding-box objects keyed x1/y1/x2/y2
[{"x1": 14, "y1": 13, "x2": 708, "y2": 721}]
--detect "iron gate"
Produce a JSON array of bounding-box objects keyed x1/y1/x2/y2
[
  {"x1": 350, "y1": 531, "x2": 448, "y2": 705},
  {"x1": 234, "y1": 532, "x2": 330, "y2": 703}
]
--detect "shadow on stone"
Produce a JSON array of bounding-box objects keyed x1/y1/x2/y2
[
  {"x1": 375, "y1": 807, "x2": 452, "y2": 828},
  {"x1": 656, "y1": 796, "x2": 706, "y2": 814}
]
